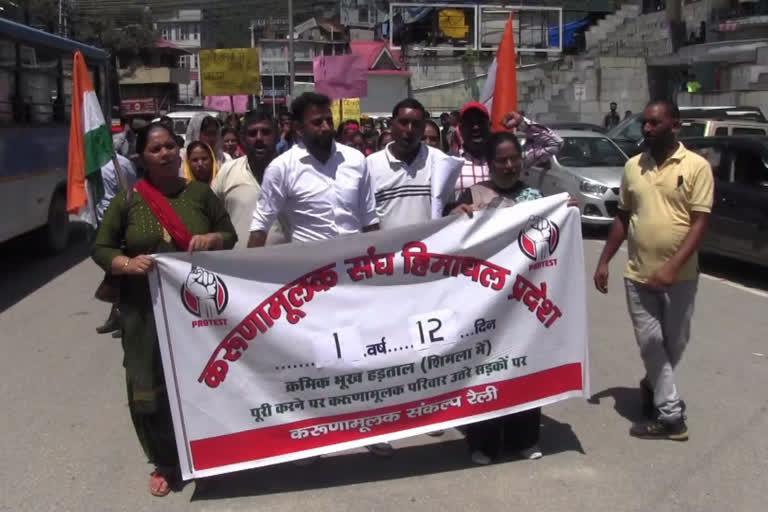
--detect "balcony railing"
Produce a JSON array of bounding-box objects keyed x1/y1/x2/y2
[{"x1": 714, "y1": 1, "x2": 768, "y2": 30}]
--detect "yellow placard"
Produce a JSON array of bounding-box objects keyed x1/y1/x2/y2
[
  {"x1": 438, "y1": 9, "x2": 469, "y2": 39},
  {"x1": 331, "y1": 98, "x2": 361, "y2": 129},
  {"x1": 199, "y1": 48, "x2": 261, "y2": 96}
]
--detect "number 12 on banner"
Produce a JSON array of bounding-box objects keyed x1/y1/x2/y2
[{"x1": 408, "y1": 309, "x2": 457, "y2": 351}]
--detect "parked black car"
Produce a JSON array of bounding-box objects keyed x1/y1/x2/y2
[{"x1": 682, "y1": 136, "x2": 768, "y2": 266}]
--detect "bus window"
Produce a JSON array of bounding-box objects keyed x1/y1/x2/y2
[
  {"x1": 19, "y1": 44, "x2": 62, "y2": 124},
  {"x1": 0, "y1": 37, "x2": 15, "y2": 125}
]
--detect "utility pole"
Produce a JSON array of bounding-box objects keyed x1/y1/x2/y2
[
  {"x1": 250, "y1": 22, "x2": 257, "y2": 110},
  {"x1": 288, "y1": 0, "x2": 295, "y2": 105}
]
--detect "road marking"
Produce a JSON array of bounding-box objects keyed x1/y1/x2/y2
[
  {"x1": 698, "y1": 273, "x2": 768, "y2": 298},
  {"x1": 585, "y1": 239, "x2": 768, "y2": 299}
]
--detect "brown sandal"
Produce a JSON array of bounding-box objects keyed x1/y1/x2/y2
[{"x1": 149, "y1": 471, "x2": 171, "y2": 497}]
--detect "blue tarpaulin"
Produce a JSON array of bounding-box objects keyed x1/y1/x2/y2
[{"x1": 549, "y1": 18, "x2": 589, "y2": 47}]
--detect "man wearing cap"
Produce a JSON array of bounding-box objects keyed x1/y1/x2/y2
[{"x1": 453, "y1": 102, "x2": 563, "y2": 196}]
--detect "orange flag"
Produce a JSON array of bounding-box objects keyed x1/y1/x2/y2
[{"x1": 491, "y1": 14, "x2": 518, "y2": 132}]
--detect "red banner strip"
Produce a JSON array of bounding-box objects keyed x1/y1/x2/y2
[{"x1": 190, "y1": 362, "x2": 582, "y2": 470}]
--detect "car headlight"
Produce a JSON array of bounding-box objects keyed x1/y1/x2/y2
[{"x1": 579, "y1": 180, "x2": 608, "y2": 195}]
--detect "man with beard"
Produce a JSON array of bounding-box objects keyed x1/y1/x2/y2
[
  {"x1": 367, "y1": 98, "x2": 462, "y2": 230},
  {"x1": 248, "y1": 92, "x2": 378, "y2": 247},
  {"x1": 212, "y1": 110, "x2": 288, "y2": 247},
  {"x1": 594, "y1": 100, "x2": 713, "y2": 441},
  {"x1": 454, "y1": 102, "x2": 562, "y2": 196}
]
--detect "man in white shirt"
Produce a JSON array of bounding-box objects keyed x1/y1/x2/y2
[
  {"x1": 248, "y1": 92, "x2": 379, "y2": 247},
  {"x1": 367, "y1": 98, "x2": 462, "y2": 229},
  {"x1": 96, "y1": 154, "x2": 137, "y2": 224},
  {"x1": 212, "y1": 111, "x2": 287, "y2": 248}
]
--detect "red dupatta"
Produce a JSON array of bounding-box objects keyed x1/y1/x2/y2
[{"x1": 134, "y1": 178, "x2": 192, "y2": 251}]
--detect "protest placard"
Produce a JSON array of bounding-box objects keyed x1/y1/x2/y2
[
  {"x1": 313, "y1": 55, "x2": 368, "y2": 99},
  {"x1": 199, "y1": 48, "x2": 260, "y2": 96},
  {"x1": 150, "y1": 195, "x2": 589, "y2": 480},
  {"x1": 331, "y1": 98, "x2": 362, "y2": 127}
]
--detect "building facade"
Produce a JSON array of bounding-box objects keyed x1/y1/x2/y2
[{"x1": 154, "y1": 9, "x2": 204, "y2": 106}]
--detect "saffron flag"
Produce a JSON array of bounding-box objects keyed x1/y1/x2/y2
[
  {"x1": 66, "y1": 51, "x2": 113, "y2": 226},
  {"x1": 313, "y1": 55, "x2": 368, "y2": 100},
  {"x1": 490, "y1": 14, "x2": 518, "y2": 131}
]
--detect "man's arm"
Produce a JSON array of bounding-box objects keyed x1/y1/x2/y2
[
  {"x1": 646, "y1": 212, "x2": 709, "y2": 289},
  {"x1": 593, "y1": 210, "x2": 629, "y2": 293},
  {"x1": 647, "y1": 162, "x2": 714, "y2": 288},
  {"x1": 518, "y1": 116, "x2": 564, "y2": 168},
  {"x1": 248, "y1": 163, "x2": 286, "y2": 248},
  {"x1": 247, "y1": 231, "x2": 267, "y2": 248},
  {"x1": 358, "y1": 158, "x2": 380, "y2": 232}
]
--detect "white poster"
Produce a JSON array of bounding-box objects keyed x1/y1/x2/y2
[{"x1": 150, "y1": 194, "x2": 589, "y2": 480}]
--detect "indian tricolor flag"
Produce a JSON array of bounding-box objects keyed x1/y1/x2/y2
[{"x1": 66, "y1": 51, "x2": 114, "y2": 227}]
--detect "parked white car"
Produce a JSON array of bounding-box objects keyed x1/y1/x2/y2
[
  {"x1": 151, "y1": 110, "x2": 222, "y2": 143},
  {"x1": 522, "y1": 130, "x2": 628, "y2": 226}
]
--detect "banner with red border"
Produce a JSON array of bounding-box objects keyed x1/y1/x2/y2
[{"x1": 150, "y1": 194, "x2": 589, "y2": 480}]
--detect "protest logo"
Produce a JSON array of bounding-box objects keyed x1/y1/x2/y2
[
  {"x1": 518, "y1": 216, "x2": 559, "y2": 266},
  {"x1": 181, "y1": 265, "x2": 229, "y2": 320}
]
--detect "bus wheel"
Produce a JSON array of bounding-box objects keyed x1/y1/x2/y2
[{"x1": 40, "y1": 189, "x2": 70, "y2": 254}]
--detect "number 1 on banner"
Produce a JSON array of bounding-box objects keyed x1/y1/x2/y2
[
  {"x1": 408, "y1": 309, "x2": 457, "y2": 351},
  {"x1": 312, "y1": 325, "x2": 363, "y2": 367}
]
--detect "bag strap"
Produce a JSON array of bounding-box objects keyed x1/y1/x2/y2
[{"x1": 118, "y1": 184, "x2": 133, "y2": 249}]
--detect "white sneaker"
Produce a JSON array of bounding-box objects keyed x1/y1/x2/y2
[
  {"x1": 366, "y1": 442, "x2": 394, "y2": 457},
  {"x1": 471, "y1": 450, "x2": 492, "y2": 465},
  {"x1": 519, "y1": 445, "x2": 543, "y2": 460}
]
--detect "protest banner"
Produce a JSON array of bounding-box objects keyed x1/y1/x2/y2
[
  {"x1": 199, "y1": 48, "x2": 260, "y2": 96},
  {"x1": 149, "y1": 194, "x2": 589, "y2": 480},
  {"x1": 331, "y1": 98, "x2": 361, "y2": 127}
]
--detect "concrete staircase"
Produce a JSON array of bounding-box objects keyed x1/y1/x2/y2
[{"x1": 585, "y1": 2, "x2": 642, "y2": 53}]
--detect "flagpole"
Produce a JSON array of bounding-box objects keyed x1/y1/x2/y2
[{"x1": 288, "y1": 0, "x2": 295, "y2": 104}]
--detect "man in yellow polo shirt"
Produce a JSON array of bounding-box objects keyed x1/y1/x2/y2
[{"x1": 593, "y1": 100, "x2": 713, "y2": 441}]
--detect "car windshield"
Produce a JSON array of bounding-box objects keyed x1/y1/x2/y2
[
  {"x1": 607, "y1": 113, "x2": 641, "y2": 140},
  {"x1": 173, "y1": 119, "x2": 190, "y2": 135},
  {"x1": 557, "y1": 137, "x2": 628, "y2": 167}
]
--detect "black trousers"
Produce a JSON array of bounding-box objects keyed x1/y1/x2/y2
[{"x1": 465, "y1": 407, "x2": 541, "y2": 458}]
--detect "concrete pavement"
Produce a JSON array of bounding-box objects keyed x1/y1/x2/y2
[{"x1": 1, "y1": 233, "x2": 766, "y2": 512}]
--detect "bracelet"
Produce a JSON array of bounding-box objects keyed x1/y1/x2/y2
[{"x1": 122, "y1": 257, "x2": 131, "y2": 271}]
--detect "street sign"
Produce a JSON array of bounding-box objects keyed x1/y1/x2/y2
[
  {"x1": 199, "y1": 48, "x2": 261, "y2": 96},
  {"x1": 120, "y1": 98, "x2": 156, "y2": 115}
]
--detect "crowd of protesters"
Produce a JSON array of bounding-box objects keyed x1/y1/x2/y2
[{"x1": 93, "y1": 94, "x2": 711, "y2": 496}]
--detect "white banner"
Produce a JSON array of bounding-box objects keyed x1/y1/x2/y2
[{"x1": 150, "y1": 194, "x2": 589, "y2": 480}]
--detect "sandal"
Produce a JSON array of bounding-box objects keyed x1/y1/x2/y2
[{"x1": 149, "y1": 471, "x2": 171, "y2": 497}]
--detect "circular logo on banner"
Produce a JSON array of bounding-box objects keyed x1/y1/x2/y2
[
  {"x1": 518, "y1": 215, "x2": 560, "y2": 261},
  {"x1": 181, "y1": 265, "x2": 229, "y2": 318}
]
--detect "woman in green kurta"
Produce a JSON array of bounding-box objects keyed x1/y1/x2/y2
[{"x1": 92, "y1": 123, "x2": 236, "y2": 497}]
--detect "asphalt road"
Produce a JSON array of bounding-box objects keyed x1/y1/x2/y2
[{"x1": 1, "y1": 229, "x2": 766, "y2": 512}]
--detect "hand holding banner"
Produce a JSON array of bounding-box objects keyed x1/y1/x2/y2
[{"x1": 150, "y1": 194, "x2": 589, "y2": 480}]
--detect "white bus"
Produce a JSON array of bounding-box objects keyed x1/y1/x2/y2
[{"x1": 0, "y1": 18, "x2": 110, "y2": 252}]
